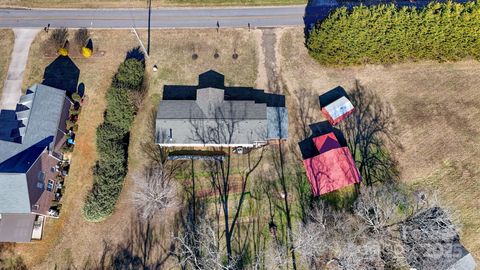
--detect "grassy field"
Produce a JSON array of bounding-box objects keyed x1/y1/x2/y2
[
  {"x1": 15, "y1": 28, "x2": 260, "y2": 269},
  {"x1": 0, "y1": 0, "x2": 305, "y2": 8},
  {"x1": 8, "y1": 26, "x2": 480, "y2": 268},
  {"x1": 279, "y1": 27, "x2": 480, "y2": 260},
  {"x1": 0, "y1": 29, "x2": 14, "y2": 98}
]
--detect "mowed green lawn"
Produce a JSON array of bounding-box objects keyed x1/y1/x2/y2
[{"x1": 0, "y1": 0, "x2": 305, "y2": 8}]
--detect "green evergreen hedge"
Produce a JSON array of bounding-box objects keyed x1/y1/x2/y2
[
  {"x1": 83, "y1": 56, "x2": 144, "y2": 222},
  {"x1": 114, "y1": 59, "x2": 145, "y2": 90},
  {"x1": 307, "y1": 1, "x2": 480, "y2": 66}
]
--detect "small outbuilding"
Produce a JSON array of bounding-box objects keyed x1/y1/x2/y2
[
  {"x1": 321, "y1": 96, "x2": 355, "y2": 125},
  {"x1": 300, "y1": 131, "x2": 361, "y2": 196}
]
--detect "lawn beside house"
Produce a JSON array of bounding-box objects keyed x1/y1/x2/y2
[
  {"x1": 14, "y1": 28, "x2": 260, "y2": 269},
  {"x1": 279, "y1": 27, "x2": 480, "y2": 260},
  {"x1": 0, "y1": 29, "x2": 14, "y2": 97},
  {"x1": 14, "y1": 29, "x2": 140, "y2": 269},
  {"x1": 8, "y1": 26, "x2": 479, "y2": 268}
]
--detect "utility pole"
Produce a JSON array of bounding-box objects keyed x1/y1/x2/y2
[{"x1": 147, "y1": 0, "x2": 152, "y2": 55}]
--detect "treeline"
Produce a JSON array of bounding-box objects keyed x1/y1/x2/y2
[
  {"x1": 307, "y1": 1, "x2": 480, "y2": 65},
  {"x1": 83, "y1": 56, "x2": 145, "y2": 222}
]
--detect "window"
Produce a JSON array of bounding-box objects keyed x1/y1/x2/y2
[
  {"x1": 36, "y1": 182, "x2": 44, "y2": 190},
  {"x1": 47, "y1": 180, "x2": 55, "y2": 192},
  {"x1": 37, "y1": 171, "x2": 45, "y2": 181}
]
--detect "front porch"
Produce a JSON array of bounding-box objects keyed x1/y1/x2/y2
[{"x1": 31, "y1": 215, "x2": 44, "y2": 240}]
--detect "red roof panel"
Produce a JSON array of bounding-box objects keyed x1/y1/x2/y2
[
  {"x1": 303, "y1": 147, "x2": 361, "y2": 196},
  {"x1": 302, "y1": 132, "x2": 361, "y2": 196}
]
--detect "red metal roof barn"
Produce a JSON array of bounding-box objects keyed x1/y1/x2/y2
[{"x1": 302, "y1": 132, "x2": 361, "y2": 196}]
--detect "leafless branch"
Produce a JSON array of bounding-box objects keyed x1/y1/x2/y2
[{"x1": 132, "y1": 167, "x2": 179, "y2": 220}]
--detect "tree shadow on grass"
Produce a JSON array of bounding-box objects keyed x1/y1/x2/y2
[
  {"x1": 126, "y1": 47, "x2": 145, "y2": 64},
  {"x1": 338, "y1": 80, "x2": 401, "y2": 186},
  {"x1": 42, "y1": 56, "x2": 80, "y2": 95},
  {"x1": 80, "y1": 216, "x2": 174, "y2": 270}
]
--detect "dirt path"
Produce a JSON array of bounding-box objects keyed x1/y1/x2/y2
[
  {"x1": 0, "y1": 28, "x2": 38, "y2": 109},
  {"x1": 257, "y1": 28, "x2": 284, "y2": 93}
]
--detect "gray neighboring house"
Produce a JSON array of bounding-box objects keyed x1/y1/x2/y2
[
  {"x1": 0, "y1": 84, "x2": 71, "y2": 242},
  {"x1": 401, "y1": 207, "x2": 477, "y2": 270},
  {"x1": 156, "y1": 83, "x2": 288, "y2": 148}
]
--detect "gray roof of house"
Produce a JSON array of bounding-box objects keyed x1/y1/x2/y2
[
  {"x1": 401, "y1": 207, "x2": 476, "y2": 270},
  {"x1": 157, "y1": 88, "x2": 268, "y2": 120},
  {"x1": 0, "y1": 84, "x2": 67, "y2": 165},
  {"x1": 156, "y1": 118, "x2": 268, "y2": 145},
  {"x1": 0, "y1": 213, "x2": 35, "y2": 242},
  {"x1": 447, "y1": 253, "x2": 477, "y2": 270},
  {"x1": 266, "y1": 107, "x2": 289, "y2": 140},
  {"x1": 0, "y1": 173, "x2": 30, "y2": 213},
  {"x1": 156, "y1": 87, "x2": 282, "y2": 145}
]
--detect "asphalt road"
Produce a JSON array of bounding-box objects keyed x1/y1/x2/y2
[{"x1": 0, "y1": 6, "x2": 311, "y2": 29}]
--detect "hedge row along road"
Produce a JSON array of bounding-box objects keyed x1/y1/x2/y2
[{"x1": 307, "y1": 1, "x2": 480, "y2": 65}]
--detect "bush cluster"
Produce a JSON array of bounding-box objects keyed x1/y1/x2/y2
[
  {"x1": 307, "y1": 1, "x2": 480, "y2": 65},
  {"x1": 83, "y1": 56, "x2": 144, "y2": 222}
]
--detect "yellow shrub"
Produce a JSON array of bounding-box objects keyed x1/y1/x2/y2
[
  {"x1": 82, "y1": 47, "x2": 92, "y2": 58},
  {"x1": 58, "y1": 47, "x2": 68, "y2": 56}
]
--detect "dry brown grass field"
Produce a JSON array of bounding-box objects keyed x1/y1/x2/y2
[
  {"x1": 6, "y1": 26, "x2": 480, "y2": 269},
  {"x1": 279, "y1": 27, "x2": 480, "y2": 260},
  {"x1": 0, "y1": 29, "x2": 14, "y2": 97}
]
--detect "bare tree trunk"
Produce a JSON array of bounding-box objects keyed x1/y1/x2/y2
[
  {"x1": 191, "y1": 160, "x2": 196, "y2": 234},
  {"x1": 277, "y1": 140, "x2": 297, "y2": 270}
]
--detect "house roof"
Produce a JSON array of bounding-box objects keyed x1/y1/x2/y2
[
  {"x1": 156, "y1": 85, "x2": 288, "y2": 145},
  {"x1": 401, "y1": 207, "x2": 477, "y2": 270},
  {"x1": 266, "y1": 107, "x2": 289, "y2": 140},
  {"x1": 0, "y1": 213, "x2": 36, "y2": 242},
  {"x1": 447, "y1": 253, "x2": 477, "y2": 270},
  {"x1": 0, "y1": 84, "x2": 67, "y2": 165},
  {"x1": 301, "y1": 132, "x2": 361, "y2": 196},
  {"x1": 163, "y1": 70, "x2": 286, "y2": 108},
  {"x1": 322, "y1": 96, "x2": 354, "y2": 121},
  {"x1": 0, "y1": 144, "x2": 47, "y2": 173},
  {"x1": 0, "y1": 173, "x2": 31, "y2": 213}
]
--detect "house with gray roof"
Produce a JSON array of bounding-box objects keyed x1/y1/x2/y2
[
  {"x1": 156, "y1": 72, "x2": 288, "y2": 148},
  {"x1": 401, "y1": 207, "x2": 477, "y2": 270},
  {"x1": 0, "y1": 84, "x2": 71, "y2": 242}
]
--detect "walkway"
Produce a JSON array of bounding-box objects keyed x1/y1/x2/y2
[{"x1": 0, "y1": 28, "x2": 38, "y2": 110}]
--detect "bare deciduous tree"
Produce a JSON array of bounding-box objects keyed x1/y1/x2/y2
[
  {"x1": 400, "y1": 207, "x2": 463, "y2": 270},
  {"x1": 293, "y1": 88, "x2": 316, "y2": 141},
  {"x1": 187, "y1": 101, "x2": 266, "y2": 264},
  {"x1": 175, "y1": 218, "x2": 237, "y2": 270},
  {"x1": 132, "y1": 166, "x2": 179, "y2": 220},
  {"x1": 264, "y1": 241, "x2": 290, "y2": 270},
  {"x1": 353, "y1": 184, "x2": 407, "y2": 233},
  {"x1": 50, "y1": 28, "x2": 69, "y2": 49},
  {"x1": 294, "y1": 201, "x2": 386, "y2": 270},
  {"x1": 74, "y1": 28, "x2": 90, "y2": 47}
]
